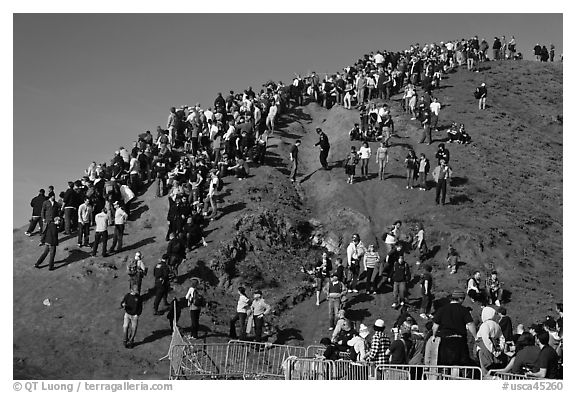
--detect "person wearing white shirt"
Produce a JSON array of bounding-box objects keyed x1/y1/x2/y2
[
  {"x1": 92, "y1": 207, "x2": 110, "y2": 257},
  {"x1": 229, "y1": 286, "x2": 251, "y2": 340},
  {"x1": 110, "y1": 201, "x2": 128, "y2": 253},
  {"x1": 429, "y1": 97, "x2": 441, "y2": 132},
  {"x1": 346, "y1": 234, "x2": 366, "y2": 293},
  {"x1": 359, "y1": 142, "x2": 372, "y2": 178},
  {"x1": 203, "y1": 108, "x2": 214, "y2": 122},
  {"x1": 266, "y1": 103, "x2": 278, "y2": 132}
]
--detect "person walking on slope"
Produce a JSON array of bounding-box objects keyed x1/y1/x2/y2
[
  {"x1": 153, "y1": 255, "x2": 171, "y2": 315},
  {"x1": 35, "y1": 216, "x2": 61, "y2": 270},
  {"x1": 121, "y1": 285, "x2": 143, "y2": 349},
  {"x1": 315, "y1": 128, "x2": 330, "y2": 170},
  {"x1": 25, "y1": 189, "x2": 47, "y2": 236},
  {"x1": 326, "y1": 274, "x2": 347, "y2": 331},
  {"x1": 432, "y1": 159, "x2": 452, "y2": 205}
]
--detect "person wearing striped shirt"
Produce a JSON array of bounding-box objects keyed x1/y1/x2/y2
[{"x1": 363, "y1": 244, "x2": 381, "y2": 295}]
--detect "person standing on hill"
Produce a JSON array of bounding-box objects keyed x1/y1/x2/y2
[
  {"x1": 289, "y1": 140, "x2": 301, "y2": 183},
  {"x1": 77, "y1": 197, "x2": 93, "y2": 247},
  {"x1": 417, "y1": 153, "x2": 430, "y2": 191},
  {"x1": 92, "y1": 207, "x2": 109, "y2": 257},
  {"x1": 375, "y1": 141, "x2": 389, "y2": 181},
  {"x1": 121, "y1": 285, "x2": 143, "y2": 349},
  {"x1": 492, "y1": 37, "x2": 502, "y2": 60},
  {"x1": 153, "y1": 255, "x2": 171, "y2": 316},
  {"x1": 549, "y1": 44, "x2": 555, "y2": 62},
  {"x1": 432, "y1": 289, "x2": 477, "y2": 366},
  {"x1": 230, "y1": 286, "x2": 251, "y2": 340},
  {"x1": 26, "y1": 189, "x2": 47, "y2": 236},
  {"x1": 429, "y1": 97, "x2": 441, "y2": 132},
  {"x1": 327, "y1": 274, "x2": 347, "y2": 331},
  {"x1": 432, "y1": 159, "x2": 452, "y2": 205},
  {"x1": 534, "y1": 43, "x2": 542, "y2": 61},
  {"x1": 476, "y1": 82, "x2": 487, "y2": 110},
  {"x1": 109, "y1": 201, "x2": 128, "y2": 254},
  {"x1": 359, "y1": 141, "x2": 372, "y2": 179},
  {"x1": 185, "y1": 278, "x2": 205, "y2": 339},
  {"x1": 344, "y1": 146, "x2": 359, "y2": 184},
  {"x1": 346, "y1": 233, "x2": 366, "y2": 293},
  {"x1": 363, "y1": 244, "x2": 380, "y2": 295},
  {"x1": 35, "y1": 216, "x2": 61, "y2": 270},
  {"x1": 127, "y1": 251, "x2": 147, "y2": 293},
  {"x1": 315, "y1": 128, "x2": 330, "y2": 170},
  {"x1": 419, "y1": 264, "x2": 434, "y2": 319},
  {"x1": 250, "y1": 290, "x2": 271, "y2": 342},
  {"x1": 391, "y1": 255, "x2": 411, "y2": 309},
  {"x1": 40, "y1": 193, "x2": 60, "y2": 245}
]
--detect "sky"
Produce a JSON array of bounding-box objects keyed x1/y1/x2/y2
[{"x1": 12, "y1": 13, "x2": 563, "y2": 227}]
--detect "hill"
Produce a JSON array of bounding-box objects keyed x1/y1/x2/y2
[{"x1": 13, "y1": 60, "x2": 562, "y2": 379}]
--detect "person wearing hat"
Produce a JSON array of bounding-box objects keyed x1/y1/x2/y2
[
  {"x1": 109, "y1": 201, "x2": 128, "y2": 254},
  {"x1": 35, "y1": 216, "x2": 61, "y2": 270},
  {"x1": 431, "y1": 288, "x2": 477, "y2": 366},
  {"x1": 347, "y1": 324, "x2": 369, "y2": 361},
  {"x1": 314, "y1": 128, "x2": 330, "y2": 170},
  {"x1": 366, "y1": 319, "x2": 391, "y2": 365},
  {"x1": 250, "y1": 290, "x2": 271, "y2": 342},
  {"x1": 153, "y1": 254, "x2": 171, "y2": 316}
]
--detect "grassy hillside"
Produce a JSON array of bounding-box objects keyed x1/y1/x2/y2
[{"x1": 13, "y1": 60, "x2": 562, "y2": 379}]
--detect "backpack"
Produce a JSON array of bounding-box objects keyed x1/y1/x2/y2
[
  {"x1": 474, "y1": 88, "x2": 481, "y2": 99},
  {"x1": 193, "y1": 291, "x2": 206, "y2": 307}
]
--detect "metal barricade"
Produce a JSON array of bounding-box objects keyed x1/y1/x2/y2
[
  {"x1": 489, "y1": 372, "x2": 538, "y2": 380},
  {"x1": 383, "y1": 364, "x2": 483, "y2": 380},
  {"x1": 284, "y1": 357, "x2": 334, "y2": 380},
  {"x1": 306, "y1": 345, "x2": 326, "y2": 357},
  {"x1": 332, "y1": 360, "x2": 379, "y2": 380},
  {"x1": 170, "y1": 343, "x2": 231, "y2": 380},
  {"x1": 227, "y1": 340, "x2": 308, "y2": 379},
  {"x1": 374, "y1": 366, "x2": 411, "y2": 380}
]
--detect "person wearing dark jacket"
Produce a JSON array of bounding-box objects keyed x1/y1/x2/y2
[
  {"x1": 492, "y1": 37, "x2": 502, "y2": 60},
  {"x1": 121, "y1": 286, "x2": 143, "y2": 348},
  {"x1": 477, "y1": 83, "x2": 487, "y2": 110},
  {"x1": 153, "y1": 255, "x2": 171, "y2": 315},
  {"x1": 167, "y1": 232, "x2": 187, "y2": 279},
  {"x1": 391, "y1": 255, "x2": 411, "y2": 309},
  {"x1": 435, "y1": 143, "x2": 450, "y2": 165},
  {"x1": 166, "y1": 297, "x2": 186, "y2": 331},
  {"x1": 314, "y1": 128, "x2": 330, "y2": 170},
  {"x1": 26, "y1": 189, "x2": 47, "y2": 236},
  {"x1": 62, "y1": 181, "x2": 82, "y2": 234},
  {"x1": 35, "y1": 216, "x2": 61, "y2": 270},
  {"x1": 40, "y1": 194, "x2": 60, "y2": 245}
]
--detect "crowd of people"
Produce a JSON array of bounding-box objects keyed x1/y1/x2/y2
[
  {"x1": 25, "y1": 31, "x2": 561, "y2": 379},
  {"x1": 305, "y1": 230, "x2": 562, "y2": 379}
]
